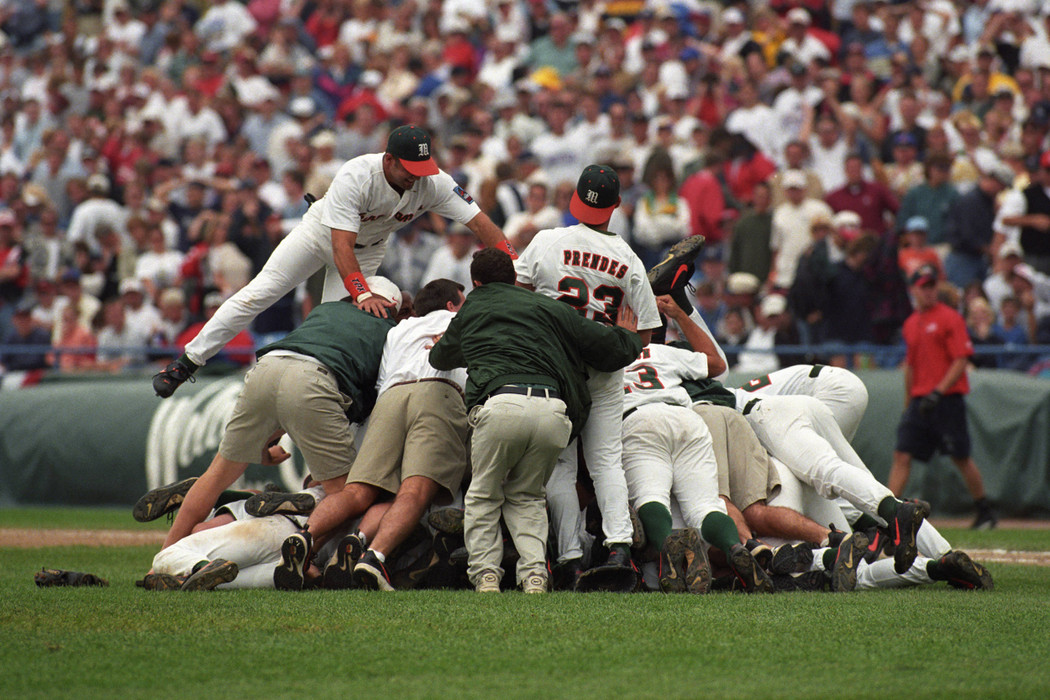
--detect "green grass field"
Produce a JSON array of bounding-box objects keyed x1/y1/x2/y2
[{"x1": 3, "y1": 509, "x2": 1050, "y2": 698}]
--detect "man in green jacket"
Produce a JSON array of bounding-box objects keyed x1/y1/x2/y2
[{"x1": 430, "y1": 249, "x2": 643, "y2": 593}]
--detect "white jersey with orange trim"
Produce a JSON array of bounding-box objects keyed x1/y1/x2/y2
[
  {"x1": 514, "y1": 223, "x2": 661, "y2": 330},
  {"x1": 622, "y1": 343, "x2": 710, "y2": 413}
]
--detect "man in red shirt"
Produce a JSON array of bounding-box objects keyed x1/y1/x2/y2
[
  {"x1": 825, "y1": 153, "x2": 899, "y2": 236},
  {"x1": 889, "y1": 264, "x2": 997, "y2": 529}
]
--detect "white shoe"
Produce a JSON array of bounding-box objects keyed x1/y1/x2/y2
[
  {"x1": 521, "y1": 573, "x2": 547, "y2": 594},
  {"x1": 475, "y1": 571, "x2": 501, "y2": 593}
]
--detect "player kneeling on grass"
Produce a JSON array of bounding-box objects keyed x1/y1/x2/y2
[
  {"x1": 429, "y1": 248, "x2": 643, "y2": 593},
  {"x1": 274, "y1": 279, "x2": 471, "y2": 592},
  {"x1": 155, "y1": 278, "x2": 403, "y2": 555}
]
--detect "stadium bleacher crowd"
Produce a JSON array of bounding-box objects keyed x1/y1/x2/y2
[{"x1": 2, "y1": 0, "x2": 1050, "y2": 378}]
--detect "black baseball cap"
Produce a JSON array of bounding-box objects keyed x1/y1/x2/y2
[
  {"x1": 570, "y1": 164, "x2": 620, "y2": 225},
  {"x1": 386, "y1": 125, "x2": 439, "y2": 177},
  {"x1": 909, "y1": 263, "x2": 938, "y2": 287}
]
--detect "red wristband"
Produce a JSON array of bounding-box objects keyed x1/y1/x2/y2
[
  {"x1": 497, "y1": 239, "x2": 518, "y2": 260},
  {"x1": 343, "y1": 272, "x2": 370, "y2": 299}
]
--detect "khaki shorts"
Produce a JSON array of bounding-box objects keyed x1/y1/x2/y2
[
  {"x1": 219, "y1": 355, "x2": 357, "y2": 482},
  {"x1": 347, "y1": 380, "x2": 469, "y2": 498},
  {"x1": 692, "y1": 404, "x2": 780, "y2": 510}
]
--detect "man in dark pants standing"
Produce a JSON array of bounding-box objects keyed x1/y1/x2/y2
[{"x1": 889, "y1": 264, "x2": 998, "y2": 529}]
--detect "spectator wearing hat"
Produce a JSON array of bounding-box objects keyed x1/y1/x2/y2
[
  {"x1": 0, "y1": 298, "x2": 49, "y2": 371},
  {"x1": 770, "y1": 140, "x2": 825, "y2": 207},
  {"x1": 984, "y1": 241, "x2": 1026, "y2": 319},
  {"x1": 769, "y1": 168, "x2": 834, "y2": 290},
  {"x1": 1009, "y1": 263, "x2": 1050, "y2": 344},
  {"x1": 965, "y1": 296, "x2": 1005, "y2": 370},
  {"x1": 734, "y1": 292, "x2": 799, "y2": 375},
  {"x1": 806, "y1": 113, "x2": 852, "y2": 193},
  {"x1": 195, "y1": 0, "x2": 258, "y2": 53},
  {"x1": 121, "y1": 276, "x2": 162, "y2": 343},
  {"x1": 826, "y1": 152, "x2": 899, "y2": 236},
  {"x1": 877, "y1": 131, "x2": 925, "y2": 198},
  {"x1": 728, "y1": 180, "x2": 774, "y2": 283},
  {"x1": 890, "y1": 262, "x2": 998, "y2": 531},
  {"x1": 942, "y1": 164, "x2": 1014, "y2": 289},
  {"x1": 999, "y1": 151, "x2": 1050, "y2": 275},
  {"x1": 897, "y1": 154, "x2": 959, "y2": 248},
  {"x1": 66, "y1": 175, "x2": 129, "y2": 257},
  {"x1": 720, "y1": 271, "x2": 760, "y2": 341},
  {"x1": 992, "y1": 295, "x2": 1034, "y2": 371},
  {"x1": 780, "y1": 8, "x2": 831, "y2": 68},
  {"x1": 897, "y1": 215, "x2": 944, "y2": 282},
  {"x1": 772, "y1": 63, "x2": 824, "y2": 160},
  {"x1": 823, "y1": 233, "x2": 880, "y2": 368},
  {"x1": 718, "y1": 7, "x2": 759, "y2": 63},
  {"x1": 787, "y1": 209, "x2": 843, "y2": 346}
]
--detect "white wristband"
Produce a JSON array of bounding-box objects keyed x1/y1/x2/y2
[{"x1": 355, "y1": 291, "x2": 374, "y2": 303}]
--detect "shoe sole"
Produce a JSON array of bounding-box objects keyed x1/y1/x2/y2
[
  {"x1": 274, "y1": 535, "x2": 309, "y2": 591},
  {"x1": 831, "y1": 532, "x2": 869, "y2": 593},
  {"x1": 322, "y1": 535, "x2": 364, "y2": 590},
  {"x1": 133, "y1": 477, "x2": 198, "y2": 522},
  {"x1": 729, "y1": 546, "x2": 774, "y2": 593},
  {"x1": 427, "y1": 508, "x2": 465, "y2": 535},
  {"x1": 355, "y1": 560, "x2": 395, "y2": 591},
  {"x1": 893, "y1": 501, "x2": 931, "y2": 574},
  {"x1": 575, "y1": 565, "x2": 640, "y2": 593},
  {"x1": 943, "y1": 551, "x2": 994, "y2": 591},
  {"x1": 771, "y1": 543, "x2": 814, "y2": 575},
  {"x1": 141, "y1": 573, "x2": 185, "y2": 591},
  {"x1": 647, "y1": 235, "x2": 706, "y2": 293},
  {"x1": 679, "y1": 528, "x2": 711, "y2": 594},
  {"x1": 659, "y1": 531, "x2": 688, "y2": 593},
  {"x1": 181, "y1": 559, "x2": 238, "y2": 591},
  {"x1": 246, "y1": 492, "x2": 316, "y2": 517}
]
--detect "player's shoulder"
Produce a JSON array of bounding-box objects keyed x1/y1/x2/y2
[{"x1": 333, "y1": 153, "x2": 385, "y2": 184}]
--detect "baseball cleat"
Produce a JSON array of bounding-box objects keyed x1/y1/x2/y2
[
  {"x1": 657, "y1": 547, "x2": 686, "y2": 593},
  {"x1": 831, "y1": 532, "x2": 868, "y2": 593},
  {"x1": 245, "y1": 491, "x2": 317, "y2": 518},
  {"x1": 354, "y1": 550, "x2": 395, "y2": 591},
  {"x1": 575, "y1": 546, "x2": 641, "y2": 593},
  {"x1": 552, "y1": 557, "x2": 583, "y2": 591},
  {"x1": 322, "y1": 534, "x2": 365, "y2": 590},
  {"x1": 678, "y1": 528, "x2": 711, "y2": 594},
  {"x1": 770, "y1": 542, "x2": 815, "y2": 575},
  {"x1": 181, "y1": 559, "x2": 238, "y2": 591},
  {"x1": 521, "y1": 573, "x2": 548, "y2": 594},
  {"x1": 152, "y1": 358, "x2": 197, "y2": 398},
  {"x1": 647, "y1": 235, "x2": 706, "y2": 295},
  {"x1": 427, "y1": 507, "x2": 465, "y2": 535},
  {"x1": 133, "y1": 477, "x2": 198, "y2": 522},
  {"x1": 746, "y1": 538, "x2": 773, "y2": 572},
  {"x1": 862, "y1": 528, "x2": 888, "y2": 565},
  {"x1": 889, "y1": 499, "x2": 930, "y2": 574},
  {"x1": 728, "y1": 543, "x2": 774, "y2": 593},
  {"x1": 474, "y1": 570, "x2": 501, "y2": 593},
  {"x1": 971, "y1": 508, "x2": 998, "y2": 531},
  {"x1": 935, "y1": 551, "x2": 994, "y2": 591},
  {"x1": 771, "y1": 571, "x2": 829, "y2": 593},
  {"x1": 273, "y1": 531, "x2": 311, "y2": 591},
  {"x1": 138, "y1": 572, "x2": 186, "y2": 591}
]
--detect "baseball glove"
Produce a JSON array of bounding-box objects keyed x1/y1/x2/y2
[{"x1": 34, "y1": 568, "x2": 109, "y2": 587}]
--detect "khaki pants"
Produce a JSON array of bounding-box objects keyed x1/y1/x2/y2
[
  {"x1": 465, "y1": 393, "x2": 572, "y2": 586},
  {"x1": 692, "y1": 404, "x2": 780, "y2": 510}
]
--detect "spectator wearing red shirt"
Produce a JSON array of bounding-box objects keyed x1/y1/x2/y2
[
  {"x1": 678, "y1": 149, "x2": 727, "y2": 245},
  {"x1": 889, "y1": 264, "x2": 997, "y2": 530},
  {"x1": 825, "y1": 153, "x2": 899, "y2": 236}
]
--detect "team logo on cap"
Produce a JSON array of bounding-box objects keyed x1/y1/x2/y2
[
  {"x1": 418, "y1": 143, "x2": 429, "y2": 157},
  {"x1": 586, "y1": 190, "x2": 599, "y2": 204}
]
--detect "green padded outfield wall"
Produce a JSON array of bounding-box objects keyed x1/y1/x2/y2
[{"x1": 1, "y1": 370, "x2": 1049, "y2": 516}]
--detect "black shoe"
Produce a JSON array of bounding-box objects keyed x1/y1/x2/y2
[
  {"x1": 746, "y1": 538, "x2": 773, "y2": 572},
  {"x1": 152, "y1": 358, "x2": 197, "y2": 398},
  {"x1": 771, "y1": 571, "x2": 829, "y2": 593},
  {"x1": 427, "y1": 507, "x2": 465, "y2": 535},
  {"x1": 826, "y1": 525, "x2": 847, "y2": 551},
  {"x1": 575, "y1": 546, "x2": 640, "y2": 593},
  {"x1": 139, "y1": 572, "x2": 186, "y2": 591},
  {"x1": 355, "y1": 550, "x2": 394, "y2": 591},
  {"x1": 181, "y1": 559, "x2": 238, "y2": 591},
  {"x1": 647, "y1": 235, "x2": 706, "y2": 295},
  {"x1": 831, "y1": 532, "x2": 868, "y2": 593},
  {"x1": 675, "y1": 528, "x2": 711, "y2": 594},
  {"x1": 133, "y1": 477, "x2": 198, "y2": 522},
  {"x1": 322, "y1": 534, "x2": 365, "y2": 590},
  {"x1": 657, "y1": 548, "x2": 686, "y2": 593},
  {"x1": 770, "y1": 542, "x2": 814, "y2": 575},
  {"x1": 274, "y1": 531, "x2": 311, "y2": 591},
  {"x1": 728, "y1": 543, "x2": 774, "y2": 593},
  {"x1": 861, "y1": 528, "x2": 888, "y2": 565},
  {"x1": 972, "y1": 508, "x2": 998, "y2": 531},
  {"x1": 245, "y1": 491, "x2": 317, "y2": 517},
  {"x1": 888, "y1": 500, "x2": 930, "y2": 574},
  {"x1": 552, "y1": 557, "x2": 583, "y2": 591},
  {"x1": 932, "y1": 551, "x2": 994, "y2": 591}
]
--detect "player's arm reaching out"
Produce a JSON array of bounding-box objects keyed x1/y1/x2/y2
[
  {"x1": 331, "y1": 227, "x2": 397, "y2": 318},
  {"x1": 465, "y1": 211, "x2": 518, "y2": 259},
  {"x1": 657, "y1": 294, "x2": 727, "y2": 376}
]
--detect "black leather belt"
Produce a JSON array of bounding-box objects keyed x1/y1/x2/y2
[
  {"x1": 743, "y1": 398, "x2": 760, "y2": 415},
  {"x1": 809, "y1": 364, "x2": 825, "y2": 378},
  {"x1": 354, "y1": 239, "x2": 383, "y2": 249},
  {"x1": 489, "y1": 384, "x2": 561, "y2": 400},
  {"x1": 623, "y1": 406, "x2": 638, "y2": 420}
]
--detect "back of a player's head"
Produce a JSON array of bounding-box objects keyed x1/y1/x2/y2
[
  {"x1": 414, "y1": 278, "x2": 465, "y2": 315},
  {"x1": 470, "y1": 248, "x2": 516, "y2": 286},
  {"x1": 364, "y1": 275, "x2": 403, "y2": 310}
]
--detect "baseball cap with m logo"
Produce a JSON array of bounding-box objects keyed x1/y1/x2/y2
[
  {"x1": 570, "y1": 164, "x2": 621, "y2": 225},
  {"x1": 386, "y1": 125, "x2": 440, "y2": 177}
]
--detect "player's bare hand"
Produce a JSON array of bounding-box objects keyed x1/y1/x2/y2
[
  {"x1": 1032, "y1": 214, "x2": 1050, "y2": 231},
  {"x1": 655, "y1": 294, "x2": 685, "y2": 320},
  {"x1": 357, "y1": 295, "x2": 397, "y2": 318},
  {"x1": 616, "y1": 303, "x2": 638, "y2": 332},
  {"x1": 261, "y1": 444, "x2": 291, "y2": 466}
]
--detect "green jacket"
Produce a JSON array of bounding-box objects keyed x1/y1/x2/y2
[
  {"x1": 258, "y1": 301, "x2": 395, "y2": 423},
  {"x1": 668, "y1": 341, "x2": 738, "y2": 408},
  {"x1": 429, "y1": 283, "x2": 643, "y2": 437}
]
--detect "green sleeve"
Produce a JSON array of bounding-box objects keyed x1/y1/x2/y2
[
  {"x1": 571, "y1": 311, "x2": 643, "y2": 372},
  {"x1": 428, "y1": 316, "x2": 464, "y2": 371}
]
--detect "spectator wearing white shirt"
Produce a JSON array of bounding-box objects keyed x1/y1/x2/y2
[
  {"x1": 195, "y1": 0, "x2": 258, "y2": 54},
  {"x1": 420, "y1": 224, "x2": 479, "y2": 293},
  {"x1": 504, "y1": 181, "x2": 562, "y2": 252},
  {"x1": 770, "y1": 170, "x2": 835, "y2": 290},
  {"x1": 67, "y1": 175, "x2": 129, "y2": 256},
  {"x1": 724, "y1": 80, "x2": 780, "y2": 162},
  {"x1": 530, "y1": 99, "x2": 586, "y2": 191},
  {"x1": 176, "y1": 91, "x2": 227, "y2": 149},
  {"x1": 120, "y1": 277, "x2": 162, "y2": 346},
  {"x1": 135, "y1": 228, "x2": 185, "y2": 294},
  {"x1": 779, "y1": 9, "x2": 831, "y2": 68}
]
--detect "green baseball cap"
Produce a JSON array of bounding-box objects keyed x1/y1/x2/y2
[{"x1": 386, "y1": 125, "x2": 439, "y2": 176}]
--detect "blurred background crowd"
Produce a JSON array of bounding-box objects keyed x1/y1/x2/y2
[{"x1": 2, "y1": 0, "x2": 1050, "y2": 380}]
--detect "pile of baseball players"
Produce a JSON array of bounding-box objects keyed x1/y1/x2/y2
[{"x1": 137, "y1": 128, "x2": 992, "y2": 595}]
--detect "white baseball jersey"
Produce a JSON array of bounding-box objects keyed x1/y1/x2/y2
[
  {"x1": 623, "y1": 343, "x2": 709, "y2": 413},
  {"x1": 376, "y1": 309, "x2": 468, "y2": 395},
  {"x1": 320, "y1": 153, "x2": 480, "y2": 245},
  {"x1": 515, "y1": 224, "x2": 661, "y2": 329},
  {"x1": 736, "y1": 364, "x2": 868, "y2": 441}
]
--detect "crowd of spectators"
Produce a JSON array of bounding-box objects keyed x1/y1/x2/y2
[{"x1": 2, "y1": 0, "x2": 1050, "y2": 380}]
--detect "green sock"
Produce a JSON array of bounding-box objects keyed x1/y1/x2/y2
[
  {"x1": 178, "y1": 352, "x2": 200, "y2": 371},
  {"x1": 700, "y1": 512, "x2": 740, "y2": 554},
  {"x1": 637, "y1": 502, "x2": 673, "y2": 550},
  {"x1": 822, "y1": 548, "x2": 836, "y2": 570},
  {"x1": 852, "y1": 514, "x2": 879, "y2": 531},
  {"x1": 215, "y1": 490, "x2": 253, "y2": 507},
  {"x1": 877, "y1": 497, "x2": 900, "y2": 523}
]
